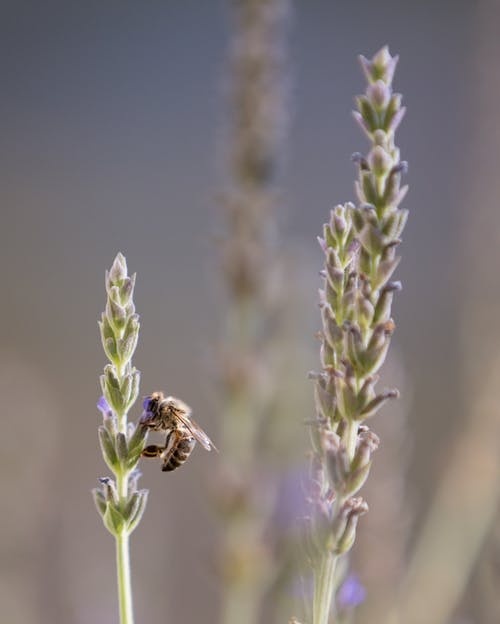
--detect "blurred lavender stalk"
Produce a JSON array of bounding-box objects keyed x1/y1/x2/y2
[
  {"x1": 93, "y1": 253, "x2": 148, "y2": 624},
  {"x1": 305, "y1": 48, "x2": 407, "y2": 624},
  {"x1": 216, "y1": 1, "x2": 290, "y2": 623}
]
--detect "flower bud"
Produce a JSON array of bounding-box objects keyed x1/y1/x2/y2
[
  {"x1": 324, "y1": 279, "x2": 338, "y2": 311},
  {"x1": 128, "y1": 469, "x2": 142, "y2": 493},
  {"x1": 344, "y1": 462, "x2": 371, "y2": 497},
  {"x1": 123, "y1": 491, "x2": 141, "y2": 522},
  {"x1": 98, "y1": 476, "x2": 119, "y2": 505},
  {"x1": 331, "y1": 204, "x2": 348, "y2": 236},
  {"x1": 360, "y1": 47, "x2": 398, "y2": 84},
  {"x1": 356, "y1": 292, "x2": 374, "y2": 329},
  {"x1": 92, "y1": 489, "x2": 107, "y2": 516},
  {"x1": 321, "y1": 304, "x2": 343, "y2": 350},
  {"x1": 387, "y1": 105, "x2": 406, "y2": 134},
  {"x1": 314, "y1": 378, "x2": 336, "y2": 423},
  {"x1": 381, "y1": 169, "x2": 402, "y2": 210},
  {"x1": 368, "y1": 145, "x2": 392, "y2": 177},
  {"x1": 99, "y1": 316, "x2": 119, "y2": 364},
  {"x1": 334, "y1": 369, "x2": 358, "y2": 422},
  {"x1": 99, "y1": 313, "x2": 114, "y2": 341},
  {"x1": 127, "y1": 490, "x2": 148, "y2": 533},
  {"x1": 118, "y1": 368, "x2": 140, "y2": 413},
  {"x1": 359, "y1": 321, "x2": 394, "y2": 374},
  {"x1": 127, "y1": 423, "x2": 147, "y2": 466},
  {"x1": 117, "y1": 330, "x2": 139, "y2": 367},
  {"x1": 323, "y1": 223, "x2": 335, "y2": 249},
  {"x1": 98, "y1": 426, "x2": 119, "y2": 471},
  {"x1": 116, "y1": 432, "x2": 129, "y2": 464},
  {"x1": 331, "y1": 497, "x2": 368, "y2": 555},
  {"x1": 345, "y1": 323, "x2": 364, "y2": 374},
  {"x1": 345, "y1": 239, "x2": 361, "y2": 267},
  {"x1": 351, "y1": 429, "x2": 380, "y2": 474},
  {"x1": 109, "y1": 252, "x2": 128, "y2": 283},
  {"x1": 355, "y1": 95, "x2": 377, "y2": 132},
  {"x1": 359, "y1": 223, "x2": 387, "y2": 257},
  {"x1": 106, "y1": 296, "x2": 127, "y2": 333},
  {"x1": 367, "y1": 79, "x2": 391, "y2": 110},
  {"x1": 323, "y1": 430, "x2": 350, "y2": 491},
  {"x1": 360, "y1": 171, "x2": 378, "y2": 205},
  {"x1": 103, "y1": 501, "x2": 126, "y2": 535},
  {"x1": 372, "y1": 255, "x2": 401, "y2": 292},
  {"x1": 101, "y1": 366, "x2": 125, "y2": 416},
  {"x1": 359, "y1": 388, "x2": 399, "y2": 419},
  {"x1": 325, "y1": 264, "x2": 344, "y2": 293},
  {"x1": 356, "y1": 375, "x2": 377, "y2": 411},
  {"x1": 320, "y1": 340, "x2": 335, "y2": 368},
  {"x1": 119, "y1": 273, "x2": 136, "y2": 305},
  {"x1": 326, "y1": 247, "x2": 343, "y2": 272},
  {"x1": 373, "y1": 281, "x2": 401, "y2": 323}
]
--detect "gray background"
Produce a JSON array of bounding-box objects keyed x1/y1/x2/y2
[{"x1": 1, "y1": 1, "x2": 496, "y2": 623}]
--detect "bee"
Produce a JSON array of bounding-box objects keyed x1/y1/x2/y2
[{"x1": 140, "y1": 391, "x2": 217, "y2": 472}]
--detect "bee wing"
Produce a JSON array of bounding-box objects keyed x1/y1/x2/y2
[{"x1": 175, "y1": 412, "x2": 217, "y2": 452}]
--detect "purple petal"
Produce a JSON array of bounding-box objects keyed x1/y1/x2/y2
[
  {"x1": 338, "y1": 574, "x2": 366, "y2": 609},
  {"x1": 142, "y1": 396, "x2": 152, "y2": 410},
  {"x1": 367, "y1": 80, "x2": 390, "y2": 109},
  {"x1": 97, "y1": 396, "x2": 112, "y2": 418}
]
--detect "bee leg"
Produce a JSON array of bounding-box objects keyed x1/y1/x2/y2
[
  {"x1": 142, "y1": 444, "x2": 164, "y2": 458},
  {"x1": 141, "y1": 431, "x2": 174, "y2": 461}
]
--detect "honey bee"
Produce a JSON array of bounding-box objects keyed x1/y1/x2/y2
[{"x1": 140, "y1": 392, "x2": 217, "y2": 472}]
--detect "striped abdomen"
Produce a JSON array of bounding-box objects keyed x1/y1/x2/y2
[{"x1": 162, "y1": 433, "x2": 196, "y2": 472}]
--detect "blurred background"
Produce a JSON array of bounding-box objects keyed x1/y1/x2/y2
[{"x1": 1, "y1": 0, "x2": 500, "y2": 623}]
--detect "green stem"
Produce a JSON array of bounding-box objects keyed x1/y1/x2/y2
[
  {"x1": 116, "y1": 394, "x2": 134, "y2": 624},
  {"x1": 116, "y1": 528, "x2": 134, "y2": 624},
  {"x1": 313, "y1": 553, "x2": 337, "y2": 624}
]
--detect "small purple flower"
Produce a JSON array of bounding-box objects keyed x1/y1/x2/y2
[
  {"x1": 140, "y1": 396, "x2": 154, "y2": 424},
  {"x1": 97, "y1": 396, "x2": 113, "y2": 418},
  {"x1": 337, "y1": 574, "x2": 366, "y2": 610}
]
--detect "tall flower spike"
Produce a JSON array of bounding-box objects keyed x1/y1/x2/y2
[
  {"x1": 305, "y1": 47, "x2": 408, "y2": 624},
  {"x1": 93, "y1": 253, "x2": 148, "y2": 624}
]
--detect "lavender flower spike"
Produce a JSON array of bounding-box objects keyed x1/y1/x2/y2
[
  {"x1": 92, "y1": 253, "x2": 148, "y2": 624},
  {"x1": 305, "y1": 47, "x2": 408, "y2": 624}
]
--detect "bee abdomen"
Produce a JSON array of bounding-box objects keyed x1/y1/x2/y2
[{"x1": 162, "y1": 436, "x2": 196, "y2": 472}]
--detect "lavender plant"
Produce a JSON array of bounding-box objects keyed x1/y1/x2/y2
[
  {"x1": 305, "y1": 47, "x2": 408, "y2": 624},
  {"x1": 93, "y1": 253, "x2": 148, "y2": 624},
  {"x1": 216, "y1": 1, "x2": 290, "y2": 623}
]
